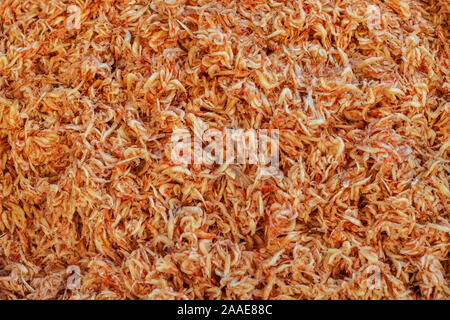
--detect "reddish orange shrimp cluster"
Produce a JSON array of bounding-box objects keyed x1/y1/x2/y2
[{"x1": 0, "y1": 0, "x2": 448, "y2": 299}]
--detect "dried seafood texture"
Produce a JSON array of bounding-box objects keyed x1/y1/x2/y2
[{"x1": 0, "y1": 0, "x2": 449, "y2": 300}]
